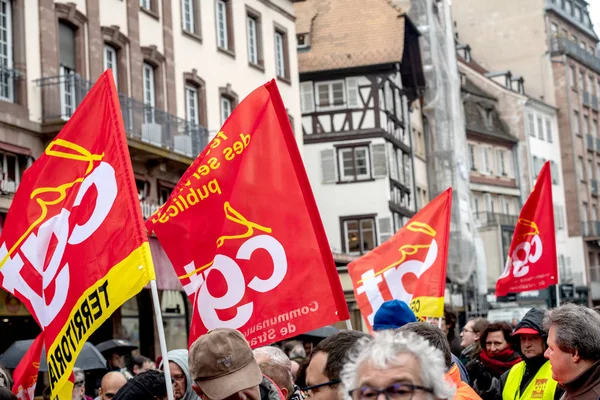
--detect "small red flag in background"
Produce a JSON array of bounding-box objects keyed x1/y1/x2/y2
[
  {"x1": 496, "y1": 161, "x2": 557, "y2": 296},
  {"x1": 348, "y1": 188, "x2": 452, "y2": 330},
  {"x1": 146, "y1": 80, "x2": 349, "y2": 348},
  {"x1": 12, "y1": 333, "x2": 44, "y2": 399}
]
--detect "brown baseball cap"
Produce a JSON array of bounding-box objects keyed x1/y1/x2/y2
[{"x1": 189, "y1": 328, "x2": 262, "y2": 400}]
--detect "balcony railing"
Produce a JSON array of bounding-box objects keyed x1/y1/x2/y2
[
  {"x1": 474, "y1": 212, "x2": 519, "y2": 228},
  {"x1": 140, "y1": 199, "x2": 160, "y2": 220},
  {"x1": 0, "y1": 66, "x2": 24, "y2": 104},
  {"x1": 0, "y1": 179, "x2": 17, "y2": 195},
  {"x1": 581, "y1": 220, "x2": 600, "y2": 237},
  {"x1": 592, "y1": 95, "x2": 599, "y2": 111},
  {"x1": 34, "y1": 74, "x2": 208, "y2": 158},
  {"x1": 551, "y1": 38, "x2": 600, "y2": 74}
]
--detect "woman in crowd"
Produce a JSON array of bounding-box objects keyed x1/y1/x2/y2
[
  {"x1": 466, "y1": 321, "x2": 521, "y2": 399},
  {"x1": 459, "y1": 317, "x2": 489, "y2": 365}
]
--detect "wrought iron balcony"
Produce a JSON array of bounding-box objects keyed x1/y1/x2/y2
[
  {"x1": 34, "y1": 74, "x2": 208, "y2": 159},
  {"x1": 0, "y1": 66, "x2": 24, "y2": 104},
  {"x1": 581, "y1": 220, "x2": 600, "y2": 237},
  {"x1": 551, "y1": 38, "x2": 600, "y2": 75},
  {"x1": 474, "y1": 212, "x2": 518, "y2": 228}
]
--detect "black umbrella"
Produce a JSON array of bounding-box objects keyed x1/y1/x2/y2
[
  {"x1": 0, "y1": 340, "x2": 107, "y2": 371},
  {"x1": 95, "y1": 339, "x2": 137, "y2": 356},
  {"x1": 294, "y1": 326, "x2": 340, "y2": 343}
]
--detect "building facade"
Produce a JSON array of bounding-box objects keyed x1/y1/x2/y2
[
  {"x1": 294, "y1": 0, "x2": 425, "y2": 331},
  {"x1": 453, "y1": 0, "x2": 599, "y2": 304},
  {"x1": 0, "y1": 0, "x2": 300, "y2": 356}
]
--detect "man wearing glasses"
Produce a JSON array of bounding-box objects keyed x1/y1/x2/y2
[
  {"x1": 303, "y1": 331, "x2": 370, "y2": 400},
  {"x1": 340, "y1": 330, "x2": 455, "y2": 400}
]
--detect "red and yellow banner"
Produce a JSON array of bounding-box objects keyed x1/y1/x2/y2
[
  {"x1": 0, "y1": 70, "x2": 155, "y2": 399},
  {"x1": 146, "y1": 80, "x2": 349, "y2": 348},
  {"x1": 496, "y1": 161, "x2": 557, "y2": 296},
  {"x1": 348, "y1": 189, "x2": 452, "y2": 330},
  {"x1": 12, "y1": 332, "x2": 44, "y2": 399}
]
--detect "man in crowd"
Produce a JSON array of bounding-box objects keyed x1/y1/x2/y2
[
  {"x1": 160, "y1": 349, "x2": 199, "y2": 400},
  {"x1": 130, "y1": 355, "x2": 155, "y2": 376},
  {"x1": 189, "y1": 328, "x2": 284, "y2": 400},
  {"x1": 98, "y1": 372, "x2": 127, "y2": 400},
  {"x1": 459, "y1": 318, "x2": 489, "y2": 366},
  {"x1": 340, "y1": 330, "x2": 455, "y2": 400},
  {"x1": 72, "y1": 368, "x2": 86, "y2": 400},
  {"x1": 398, "y1": 323, "x2": 480, "y2": 400},
  {"x1": 113, "y1": 370, "x2": 168, "y2": 400},
  {"x1": 495, "y1": 308, "x2": 562, "y2": 400},
  {"x1": 105, "y1": 352, "x2": 133, "y2": 380},
  {"x1": 443, "y1": 306, "x2": 463, "y2": 358},
  {"x1": 544, "y1": 303, "x2": 600, "y2": 400},
  {"x1": 253, "y1": 347, "x2": 296, "y2": 399}
]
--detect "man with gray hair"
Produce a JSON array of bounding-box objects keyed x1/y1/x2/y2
[
  {"x1": 341, "y1": 330, "x2": 455, "y2": 400},
  {"x1": 544, "y1": 303, "x2": 600, "y2": 400},
  {"x1": 253, "y1": 347, "x2": 295, "y2": 399},
  {"x1": 72, "y1": 368, "x2": 86, "y2": 400}
]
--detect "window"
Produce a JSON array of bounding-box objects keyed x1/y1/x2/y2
[
  {"x1": 574, "y1": 6, "x2": 581, "y2": 21},
  {"x1": 584, "y1": 116, "x2": 590, "y2": 135},
  {"x1": 143, "y1": 63, "x2": 155, "y2": 123},
  {"x1": 247, "y1": 15, "x2": 258, "y2": 65},
  {"x1": 579, "y1": 70, "x2": 584, "y2": 91},
  {"x1": 0, "y1": 152, "x2": 23, "y2": 192},
  {"x1": 551, "y1": 23, "x2": 558, "y2": 37},
  {"x1": 158, "y1": 181, "x2": 175, "y2": 204},
  {"x1": 578, "y1": 156, "x2": 584, "y2": 181},
  {"x1": 274, "y1": 26, "x2": 289, "y2": 81},
  {"x1": 140, "y1": 0, "x2": 151, "y2": 9},
  {"x1": 594, "y1": 120, "x2": 598, "y2": 138},
  {"x1": 338, "y1": 146, "x2": 370, "y2": 181},
  {"x1": 533, "y1": 156, "x2": 539, "y2": 179},
  {"x1": 59, "y1": 22, "x2": 76, "y2": 118},
  {"x1": 103, "y1": 45, "x2": 118, "y2": 89},
  {"x1": 537, "y1": 116, "x2": 544, "y2": 139},
  {"x1": 220, "y1": 96, "x2": 232, "y2": 125},
  {"x1": 216, "y1": 0, "x2": 233, "y2": 53},
  {"x1": 182, "y1": 0, "x2": 195, "y2": 33},
  {"x1": 185, "y1": 86, "x2": 198, "y2": 125},
  {"x1": 551, "y1": 161, "x2": 560, "y2": 184},
  {"x1": 589, "y1": 159, "x2": 594, "y2": 181},
  {"x1": 588, "y1": 74, "x2": 594, "y2": 95},
  {"x1": 468, "y1": 143, "x2": 476, "y2": 171},
  {"x1": 573, "y1": 110, "x2": 580, "y2": 135},
  {"x1": 300, "y1": 81, "x2": 314, "y2": 113},
  {"x1": 528, "y1": 114, "x2": 535, "y2": 137},
  {"x1": 496, "y1": 149, "x2": 506, "y2": 176},
  {"x1": 545, "y1": 118, "x2": 553, "y2": 143},
  {"x1": 297, "y1": 33, "x2": 310, "y2": 49},
  {"x1": 570, "y1": 66, "x2": 576, "y2": 88},
  {"x1": 0, "y1": 0, "x2": 13, "y2": 102},
  {"x1": 480, "y1": 146, "x2": 491, "y2": 175},
  {"x1": 136, "y1": 178, "x2": 150, "y2": 200},
  {"x1": 342, "y1": 217, "x2": 376, "y2": 254},
  {"x1": 565, "y1": 0, "x2": 572, "y2": 15},
  {"x1": 315, "y1": 80, "x2": 345, "y2": 109},
  {"x1": 555, "y1": 205, "x2": 564, "y2": 230}
]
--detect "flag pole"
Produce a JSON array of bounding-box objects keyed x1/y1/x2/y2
[
  {"x1": 345, "y1": 319, "x2": 353, "y2": 330},
  {"x1": 555, "y1": 266, "x2": 561, "y2": 308},
  {"x1": 150, "y1": 279, "x2": 174, "y2": 400}
]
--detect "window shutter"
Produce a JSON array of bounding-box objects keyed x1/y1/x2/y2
[
  {"x1": 479, "y1": 147, "x2": 486, "y2": 174},
  {"x1": 300, "y1": 82, "x2": 314, "y2": 113},
  {"x1": 495, "y1": 149, "x2": 502, "y2": 176},
  {"x1": 378, "y1": 216, "x2": 393, "y2": 245},
  {"x1": 320, "y1": 149, "x2": 336, "y2": 183},
  {"x1": 387, "y1": 143, "x2": 398, "y2": 181},
  {"x1": 372, "y1": 143, "x2": 387, "y2": 178},
  {"x1": 346, "y1": 77, "x2": 359, "y2": 108}
]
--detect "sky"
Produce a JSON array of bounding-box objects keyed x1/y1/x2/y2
[{"x1": 590, "y1": 1, "x2": 600, "y2": 38}]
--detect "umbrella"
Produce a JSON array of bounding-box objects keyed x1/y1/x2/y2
[
  {"x1": 95, "y1": 339, "x2": 137, "y2": 356},
  {"x1": 0, "y1": 340, "x2": 107, "y2": 371},
  {"x1": 294, "y1": 326, "x2": 340, "y2": 343}
]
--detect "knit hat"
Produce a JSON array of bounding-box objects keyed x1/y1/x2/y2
[
  {"x1": 113, "y1": 370, "x2": 167, "y2": 400},
  {"x1": 373, "y1": 300, "x2": 417, "y2": 331}
]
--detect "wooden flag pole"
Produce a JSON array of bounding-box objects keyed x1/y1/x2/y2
[{"x1": 151, "y1": 280, "x2": 174, "y2": 400}]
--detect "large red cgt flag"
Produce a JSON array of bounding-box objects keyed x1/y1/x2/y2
[
  {"x1": 496, "y1": 161, "x2": 557, "y2": 296},
  {"x1": 0, "y1": 70, "x2": 155, "y2": 399},
  {"x1": 12, "y1": 333, "x2": 44, "y2": 400},
  {"x1": 146, "y1": 80, "x2": 349, "y2": 348},
  {"x1": 348, "y1": 189, "x2": 452, "y2": 330}
]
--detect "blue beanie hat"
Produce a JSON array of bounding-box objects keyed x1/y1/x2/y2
[{"x1": 373, "y1": 300, "x2": 417, "y2": 331}]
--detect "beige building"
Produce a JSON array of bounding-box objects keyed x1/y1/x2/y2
[
  {"x1": 453, "y1": 0, "x2": 600, "y2": 304},
  {"x1": 0, "y1": 0, "x2": 300, "y2": 356}
]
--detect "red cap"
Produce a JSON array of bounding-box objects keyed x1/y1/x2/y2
[{"x1": 513, "y1": 327, "x2": 540, "y2": 336}]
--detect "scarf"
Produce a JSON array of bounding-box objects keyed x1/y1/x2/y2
[{"x1": 479, "y1": 348, "x2": 522, "y2": 376}]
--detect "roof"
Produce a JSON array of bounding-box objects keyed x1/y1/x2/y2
[{"x1": 294, "y1": 0, "x2": 407, "y2": 73}]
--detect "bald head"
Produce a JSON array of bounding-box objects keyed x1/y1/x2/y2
[{"x1": 100, "y1": 372, "x2": 127, "y2": 400}]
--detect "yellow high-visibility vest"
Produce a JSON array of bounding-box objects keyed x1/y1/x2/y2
[{"x1": 502, "y1": 360, "x2": 558, "y2": 400}]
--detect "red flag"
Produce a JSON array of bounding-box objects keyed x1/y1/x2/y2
[
  {"x1": 0, "y1": 70, "x2": 155, "y2": 398},
  {"x1": 12, "y1": 333, "x2": 44, "y2": 400},
  {"x1": 146, "y1": 80, "x2": 349, "y2": 348},
  {"x1": 347, "y1": 189, "x2": 452, "y2": 330},
  {"x1": 496, "y1": 161, "x2": 557, "y2": 296}
]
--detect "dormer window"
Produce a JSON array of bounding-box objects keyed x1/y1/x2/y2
[{"x1": 297, "y1": 33, "x2": 310, "y2": 49}]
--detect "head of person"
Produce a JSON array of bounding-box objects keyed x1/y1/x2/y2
[
  {"x1": 341, "y1": 330, "x2": 455, "y2": 400},
  {"x1": 305, "y1": 330, "x2": 372, "y2": 400},
  {"x1": 480, "y1": 322, "x2": 513, "y2": 356},
  {"x1": 372, "y1": 300, "x2": 417, "y2": 331},
  {"x1": 512, "y1": 308, "x2": 546, "y2": 360},
  {"x1": 159, "y1": 349, "x2": 194, "y2": 400},
  {"x1": 99, "y1": 371, "x2": 128, "y2": 400},
  {"x1": 113, "y1": 369, "x2": 168, "y2": 400},
  {"x1": 291, "y1": 361, "x2": 301, "y2": 381},
  {"x1": 460, "y1": 317, "x2": 488, "y2": 349},
  {"x1": 189, "y1": 328, "x2": 262, "y2": 400},
  {"x1": 0, "y1": 365, "x2": 12, "y2": 389},
  {"x1": 259, "y1": 362, "x2": 294, "y2": 399},
  {"x1": 72, "y1": 368, "x2": 86, "y2": 400},
  {"x1": 253, "y1": 346, "x2": 292, "y2": 371},
  {"x1": 442, "y1": 306, "x2": 458, "y2": 339},
  {"x1": 398, "y1": 323, "x2": 452, "y2": 370},
  {"x1": 0, "y1": 387, "x2": 17, "y2": 400},
  {"x1": 108, "y1": 352, "x2": 126, "y2": 370},
  {"x1": 131, "y1": 355, "x2": 155, "y2": 376},
  {"x1": 543, "y1": 303, "x2": 600, "y2": 384}
]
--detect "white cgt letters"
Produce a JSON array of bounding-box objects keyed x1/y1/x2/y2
[
  {"x1": 500, "y1": 234, "x2": 543, "y2": 280},
  {"x1": 183, "y1": 235, "x2": 288, "y2": 330},
  {"x1": 0, "y1": 162, "x2": 118, "y2": 328}
]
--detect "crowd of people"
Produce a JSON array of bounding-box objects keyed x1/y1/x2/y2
[{"x1": 0, "y1": 302, "x2": 599, "y2": 400}]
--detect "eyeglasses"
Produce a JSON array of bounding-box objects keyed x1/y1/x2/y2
[
  {"x1": 171, "y1": 373, "x2": 186, "y2": 383},
  {"x1": 74, "y1": 380, "x2": 85, "y2": 387},
  {"x1": 301, "y1": 379, "x2": 341, "y2": 396},
  {"x1": 348, "y1": 383, "x2": 434, "y2": 400}
]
